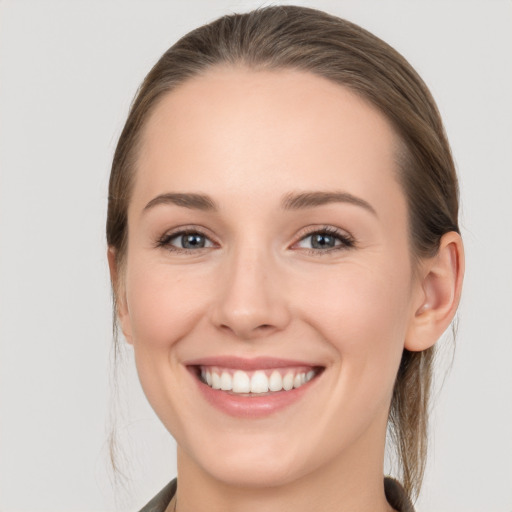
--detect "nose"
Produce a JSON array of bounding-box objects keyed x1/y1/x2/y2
[{"x1": 210, "y1": 248, "x2": 291, "y2": 340}]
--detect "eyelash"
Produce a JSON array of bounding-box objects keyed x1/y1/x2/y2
[
  {"x1": 294, "y1": 226, "x2": 355, "y2": 254},
  {"x1": 155, "y1": 226, "x2": 355, "y2": 255},
  {"x1": 155, "y1": 228, "x2": 217, "y2": 255}
]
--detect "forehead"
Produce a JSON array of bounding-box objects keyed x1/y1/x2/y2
[{"x1": 133, "y1": 66, "x2": 405, "y2": 217}]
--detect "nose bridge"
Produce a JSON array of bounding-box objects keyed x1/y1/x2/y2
[{"x1": 212, "y1": 238, "x2": 289, "y2": 338}]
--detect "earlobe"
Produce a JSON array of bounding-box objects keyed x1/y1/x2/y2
[
  {"x1": 107, "y1": 247, "x2": 133, "y2": 344},
  {"x1": 405, "y1": 232, "x2": 464, "y2": 352}
]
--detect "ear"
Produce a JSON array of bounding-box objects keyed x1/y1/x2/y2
[
  {"x1": 405, "y1": 232, "x2": 464, "y2": 352},
  {"x1": 107, "y1": 247, "x2": 133, "y2": 344}
]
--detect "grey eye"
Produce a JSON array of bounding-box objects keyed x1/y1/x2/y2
[
  {"x1": 169, "y1": 232, "x2": 214, "y2": 249},
  {"x1": 182, "y1": 233, "x2": 205, "y2": 248},
  {"x1": 310, "y1": 233, "x2": 339, "y2": 249},
  {"x1": 297, "y1": 232, "x2": 342, "y2": 250}
]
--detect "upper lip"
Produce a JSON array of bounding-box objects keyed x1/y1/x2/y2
[{"x1": 184, "y1": 356, "x2": 322, "y2": 371}]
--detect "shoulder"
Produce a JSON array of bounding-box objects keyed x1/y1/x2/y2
[
  {"x1": 384, "y1": 477, "x2": 416, "y2": 512},
  {"x1": 138, "y1": 478, "x2": 177, "y2": 512},
  {"x1": 137, "y1": 477, "x2": 414, "y2": 512}
]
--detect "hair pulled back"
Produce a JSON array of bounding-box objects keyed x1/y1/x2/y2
[{"x1": 107, "y1": 5, "x2": 459, "y2": 499}]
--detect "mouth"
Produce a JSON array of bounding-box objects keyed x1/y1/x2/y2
[
  {"x1": 185, "y1": 357, "x2": 325, "y2": 416},
  {"x1": 193, "y1": 365, "x2": 322, "y2": 396}
]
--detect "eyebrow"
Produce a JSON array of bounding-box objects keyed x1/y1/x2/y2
[
  {"x1": 281, "y1": 191, "x2": 377, "y2": 216},
  {"x1": 143, "y1": 190, "x2": 376, "y2": 216},
  {"x1": 143, "y1": 193, "x2": 217, "y2": 212}
]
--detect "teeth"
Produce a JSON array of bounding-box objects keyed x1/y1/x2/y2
[
  {"x1": 201, "y1": 367, "x2": 317, "y2": 394},
  {"x1": 220, "y1": 371, "x2": 232, "y2": 391},
  {"x1": 268, "y1": 370, "x2": 283, "y2": 392},
  {"x1": 232, "y1": 370, "x2": 251, "y2": 393},
  {"x1": 211, "y1": 372, "x2": 221, "y2": 390},
  {"x1": 250, "y1": 371, "x2": 269, "y2": 393},
  {"x1": 283, "y1": 372, "x2": 294, "y2": 391}
]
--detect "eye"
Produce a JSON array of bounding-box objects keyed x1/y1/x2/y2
[
  {"x1": 157, "y1": 229, "x2": 215, "y2": 252},
  {"x1": 294, "y1": 227, "x2": 354, "y2": 252}
]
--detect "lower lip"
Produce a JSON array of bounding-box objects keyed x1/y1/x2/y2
[{"x1": 189, "y1": 368, "x2": 321, "y2": 418}]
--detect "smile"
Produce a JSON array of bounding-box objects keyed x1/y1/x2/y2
[
  {"x1": 187, "y1": 357, "x2": 325, "y2": 417},
  {"x1": 198, "y1": 366, "x2": 319, "y2": 395}
]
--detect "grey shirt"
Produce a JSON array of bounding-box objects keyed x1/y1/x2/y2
[{"x1": 138, "y1": 477, "x2": 415, "y2": 512}]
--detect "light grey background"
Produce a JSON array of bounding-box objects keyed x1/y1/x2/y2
[{"x1": 0, "y1": 1, "x2": 510, "y2": 511}]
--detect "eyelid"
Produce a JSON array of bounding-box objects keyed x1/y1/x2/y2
[
  {"x1": 155, "y1": 225, "x2": 219, "y2": 252},
  {"x1": 154, "y1": 224, "x2": 355, "y2": 254},
  {"x1": 290, "y1": 225, "x2": 355, "y2": 252}
]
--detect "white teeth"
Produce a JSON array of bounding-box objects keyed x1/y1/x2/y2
[
  {"x1": 211, "y1": 372, "x2": 221, "y2": 390},
  {"x1": 282, "y1": 372, "x2": 294, "y2": 391},
  {"x1": 232, "y1": 370, "x2": 251, "y2": 393},
  {"x1": 250, "y1": 371, "x2": 269, "y2": 393},
  {"x1": 201, "y1": 367, "x2": 318, "y2": 394},
  {"x1": 269, "y1": 370, "x2": 283, "y2": 392},
  {"x1": 220, "y1": 371, "x2": 232, "y2": 391}
]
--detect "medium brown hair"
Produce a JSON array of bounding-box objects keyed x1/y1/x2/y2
[{"x1": 107, "y1": 5, "x2": 459, "y2": 499}]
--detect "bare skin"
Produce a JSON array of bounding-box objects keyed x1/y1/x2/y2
[{"x1": 109, "y1": 67, "x2": 464, "y2": 512}]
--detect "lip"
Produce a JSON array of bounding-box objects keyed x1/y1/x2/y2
[
  {"x1": 185, "y1": 356, "x2": 324, "y2": 418},
  {"x1": 185, "y1": 355, "x2": 320, "y2": 371}
]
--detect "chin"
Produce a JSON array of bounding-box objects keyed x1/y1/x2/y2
[
  {"x1": 179, "y1": 428, "x2": 329, "y2": 490},
  {"x1": 199, "y1": 453, "x2": 307, "y2": 489}
]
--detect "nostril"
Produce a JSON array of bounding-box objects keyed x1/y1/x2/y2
[
  {"x1": 220, "y1": 323, "x2": 273, "y2": 331},
  {"x1": 254, "y1": 324, "x2": 277, "y2": 335},
  {"x1": 217, "y1": 322, "x2": 278, "y2": 340}
]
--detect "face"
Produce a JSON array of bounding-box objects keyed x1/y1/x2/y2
[{"x1": 117, "y1": 67, "x2": 425, "y2": 488}]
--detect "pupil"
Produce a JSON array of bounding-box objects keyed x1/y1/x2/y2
[
  {"x1": 312, "y1": 233, "x2": 335, "y2": 249},
  {"x1": 182, "y1": 234, "x2": 205, "y2": 249}
]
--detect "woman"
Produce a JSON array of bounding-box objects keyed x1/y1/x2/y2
[{"x1": 106, "y1": 6, "x2": 464, "y2": 512}]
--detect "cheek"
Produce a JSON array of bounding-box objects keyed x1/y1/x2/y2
[
  {"x1": 292, "y1": 262, "x2": 413, "y2": 445},
  {"x1": 122, "y1": 258, "x2": 213, "y2": 428},
  {"x1": 124, "y1": 258, "x2": 211, "y2": 351},
  {"x1": 299, "y1": 260, "x2": 412, "y2": 363}
]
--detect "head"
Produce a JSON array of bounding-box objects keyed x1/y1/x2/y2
[{"x1": 107, "y1": 6, "x2": 463, "y2": 499}]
